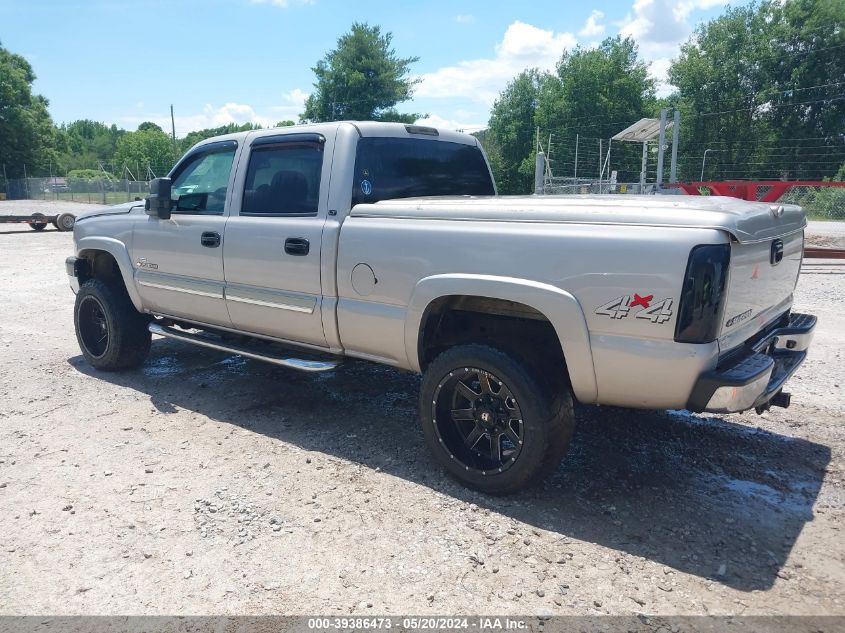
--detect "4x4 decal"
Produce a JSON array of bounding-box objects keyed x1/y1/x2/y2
[{"x1": 595, "y1": 294, "x2": 674, "y2": 324}]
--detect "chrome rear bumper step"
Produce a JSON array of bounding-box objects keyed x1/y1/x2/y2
[{"x1": 148, "y1": 322, "x2": 342, "y2": 373}]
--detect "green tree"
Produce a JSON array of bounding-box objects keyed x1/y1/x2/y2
[
  {"x1": 301, "y1": 23, "x2": 421, "y2": 123},
  {"x1": 669, "y1": 0, "x2": 845, "y2": 181},
  {"x1": 484, "y1": 37, "x2": 655, "y2": 192},
  {"x1": 275, "y1": 120, "x2": 296, "y2": 127},
  {"x1": 114, "y1": 128, "x2": 174, "y2": 176},
  {"x1": 538, "y1": 37, "x2": 656, "y2": 184},
  {"x1": 180, "y1": 122, "x2": 262, "y2": 154},
  {"x1": 0, "y1": 41, "x2": 61, "y2": 179},
  {"x1": 137, "y1": 121, "x2": 164, "y2": 133},
  {"x1": 484, "y1": 69, "x2": 546, "y2": 194},
  {"x1": 57, "y1": 120, "x2": 125, "y2": 171}
]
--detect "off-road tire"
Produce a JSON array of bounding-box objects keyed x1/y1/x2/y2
[
  {"x1": 419, "y1": 344, "x2": 575, "y2": 495},
  {"x1": 74, "y1": 278, "x2": 151, "y2": 370}
]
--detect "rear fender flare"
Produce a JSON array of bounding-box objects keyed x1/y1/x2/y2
[{"x1": 405, "y1": 274, "x2": 598, "y2": 403}]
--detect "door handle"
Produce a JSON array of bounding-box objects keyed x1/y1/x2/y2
[
  {"x1": 201, "y1": 231, "x2": 221, "y2": 248},
  {"x1": 284, "y1": 237, "x2": 310, "y2": 256}
]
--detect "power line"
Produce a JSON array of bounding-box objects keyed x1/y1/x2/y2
[{"x1": 689, "y1": 94, "x2": 845, "y2": 119}]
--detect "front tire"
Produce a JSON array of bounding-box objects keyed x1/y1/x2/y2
[
  {"x1": 419, "y1": 344, "x2": 574, "y2": 494},
  {"x1": 74, "y1": 279, "x2": 151, "y2": 370}
]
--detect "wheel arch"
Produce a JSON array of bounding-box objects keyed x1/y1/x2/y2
[
  {"x1": 77, "y1": 236, "x2": 143, "y2": 311},
  {"x1": 406, "y1": 274, "x2": 598, "y2": 403}
]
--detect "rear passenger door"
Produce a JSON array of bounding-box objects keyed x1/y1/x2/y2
[{"x1": 223, "y1": 132, "x2": 329, "y2": 348}]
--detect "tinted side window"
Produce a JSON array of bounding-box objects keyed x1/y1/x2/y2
[
  {"x1": 170, "y1": 147, "x2": 236, "y2": 215},
  {"x1": 352, "y1": 138, "x2": 495, "y2": 206},
  {"x1": 241, "y1": 143, "x2": 323, "y2": 216}
]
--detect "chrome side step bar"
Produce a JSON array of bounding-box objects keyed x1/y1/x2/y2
[{"x1": 148, "y1": 322, "x2": 342, "y2": 373}]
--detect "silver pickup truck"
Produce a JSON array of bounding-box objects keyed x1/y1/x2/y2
[{"x1": 66, "y1": 121, "x2": 816, "y2": 493}]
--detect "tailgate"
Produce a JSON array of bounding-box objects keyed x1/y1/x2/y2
[{"x1": 718, "y1": 230, "x2": 803, "y2": 352}]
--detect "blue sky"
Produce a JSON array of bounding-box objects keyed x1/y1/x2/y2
[{"x1": 0, "y1": 0, "x2": 736, "y2": 136}]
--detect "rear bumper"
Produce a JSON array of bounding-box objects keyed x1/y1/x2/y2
[{"x1": 687, "y1": 312, "x2": 816, "y2": 413}]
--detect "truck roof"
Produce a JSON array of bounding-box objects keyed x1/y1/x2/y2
[{"x1": 188, "y1": 121, "x2": 479, "y2": 154}]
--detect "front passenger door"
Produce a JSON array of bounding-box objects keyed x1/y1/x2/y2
[{"x1": 130, "y1": 141, "x2": 238, "y2": 327}]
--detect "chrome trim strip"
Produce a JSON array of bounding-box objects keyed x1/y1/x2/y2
[
  {"x1": 136, "y1": 271, "x2": 224, "y2": 299},
  {"x1": 148, "y1": 323, "x2": 340, "y2": 373},
  {"x1": 225, "y1": 294, "x2": 314, "y2": 313},
  {"x1": 138, "y1": 280, "x2": 221, "y2": 299},
  {"x1": 224, "y1": 285, "x2": 316, "y2": 314}
]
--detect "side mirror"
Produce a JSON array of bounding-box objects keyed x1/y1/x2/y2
[{"x1": 145, "y1": 177, "x2": 173, "y2": 219}]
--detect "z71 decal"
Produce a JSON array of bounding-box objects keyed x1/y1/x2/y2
[{"x1": 595, "y1": 294, "x2": 674, "y2": 324}]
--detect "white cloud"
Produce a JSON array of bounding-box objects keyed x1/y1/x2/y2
[
  {"x1": 618, "y1": 0, "x2": 731, "y2": 95},
  {"x1": 579, "y1": 10, "x2": 606, "y2": 38},
  {"x1": 415, "y1": 21, "x2": 576, "y2": 105},
  {"x1": 123, "y1": 89, "x2": 310, "y2": 135},
  {"x1": 455, "y1": 14, "x2": 475, "y2": 24}
]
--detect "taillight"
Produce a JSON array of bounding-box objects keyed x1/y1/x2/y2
[{"x1": 674, "y1": 243, "x2": 731, "y2": 343}]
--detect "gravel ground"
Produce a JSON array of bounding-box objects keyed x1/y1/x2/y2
[
  {"x1": 0, "y1": 202, "x2": 843, "y2": 616},
  {"x1": 806, "y1": 221, "x2": 845, "y2": 249}
]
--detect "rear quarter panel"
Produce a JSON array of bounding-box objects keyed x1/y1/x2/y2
[{"x1": 336, "y1": 217, "x2": 727, "y2": 408}]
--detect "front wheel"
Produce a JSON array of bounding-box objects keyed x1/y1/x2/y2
[
  {"x1": 419, "y1": 344, "x2": 574, "y2": 495},
  {"x1": 74, "y1": 279, "x2": 151, "y2": 370}
]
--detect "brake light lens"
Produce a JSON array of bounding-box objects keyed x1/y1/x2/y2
[{"x1": 674, "y1": 243, "x2": 731, "y2": 343}]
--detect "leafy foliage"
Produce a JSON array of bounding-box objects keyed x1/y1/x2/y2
[
  {"x1": 57, "y1": 120, "x2": 125, "y2": 171},
  {"x1": 485, "y1": 70, "x2": 545, "y2": 194},
  {"x1": 485, "y1": 37, "x2": 656, "y2": 193},
  {"x1": 114, "y1": 128, "x2": 174, "y2": 176},
  {"x1": 0, "y1": 40, "x2": 61, "y2": 179},
  {"x1": 301, "y1": 23, "x2": 421, "y2": 123},
  {"x1": 669, "y1": 0, "x2": 845, "y2": 180},
  {"x1": 180, "y1": 122, "x2": 262, "y2": 154}
]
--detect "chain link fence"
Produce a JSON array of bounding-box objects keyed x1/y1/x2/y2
[
  {"x1": 543, "y1": 181, "x2": 660, "y2": 195},
  {"x1": 762, "y1": 185, "x2": 845, "y2": 220},
  {"x1": 541, "y1": 179, "x2": 844, "y2": 219},
  {"x1": 3, "y1": 177, "x2": 149, "y2": 205},
  {"x1": 668, "y1": 183, "x2": 845, "y2": 220}
]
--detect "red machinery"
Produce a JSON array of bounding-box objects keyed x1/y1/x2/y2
[{"x1": 671, "y1": 180, "x2": 845, "y2": 202}]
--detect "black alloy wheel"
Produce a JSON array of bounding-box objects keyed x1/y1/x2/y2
[
  {"x1": 77, "y1": 295, "x2": 110, "y2": 358},
  {"x1": 431, "y1": 367, "x2": 525, "y2": 475}
]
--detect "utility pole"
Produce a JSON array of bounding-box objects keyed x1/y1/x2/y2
[
  {"x1": 669, "y1": 109, "x2": 681, "y2": 183},
  {"x1": 170, "y1": 104, "x2": 178, "y2": 160},
  {"x1": 598, "y1": 138, "x2": 602, "y2": 185},
  {"x1": 656, "y1": 108, "x2": 668, "y2": 191},
  {"x1": 574, "y1": 134, "x2": 579, "y2": 180},
  {"x1": 640, "y1": 142, "x2": 648, "y2": 192}
]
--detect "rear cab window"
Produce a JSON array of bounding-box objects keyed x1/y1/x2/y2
[{"x1": 352, "y1": 137, "x2": 495, "y2": 206}]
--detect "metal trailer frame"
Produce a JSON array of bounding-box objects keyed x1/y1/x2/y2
[{"x1": 0, "y1": 212, "x2": 75, "y2": 232}]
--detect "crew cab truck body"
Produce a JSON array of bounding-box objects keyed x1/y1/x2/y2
[{"x1": 66, "y1": 121, "x2": 816, "y2": 493}]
